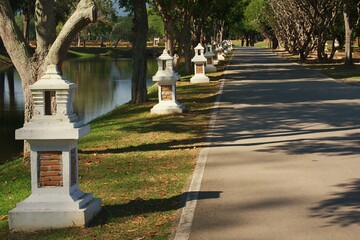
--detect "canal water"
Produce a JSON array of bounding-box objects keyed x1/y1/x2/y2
[{"x1": 0, "y1": 57, "x2": 157, "y2": 163}]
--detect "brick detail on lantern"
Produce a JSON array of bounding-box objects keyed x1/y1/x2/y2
[
  {"x1": 161, "y1": 85, "x2": 173, "y2": 101},
  {"x1": 71, "y1": 148, "x2": 77, "y2": 186},
  {"x1": 196, "y1": 64, "x2": 203, "y2": 74},
  {"x1": 38, "y1": 151, "x2": 63, "y2": 187}
]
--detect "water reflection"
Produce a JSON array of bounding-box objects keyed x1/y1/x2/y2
[
  {"x1": 0, "y1": 68, "x2": 24, "y2": 162},
  {"x1": 0, "y1": 58, "x2": 157, "y2": 163}
]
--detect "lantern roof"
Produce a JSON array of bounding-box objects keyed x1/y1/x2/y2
[
  {"x1": 191, "y1": 43, "x2": 206, "y2": 63},
  {"x1": 153, "y1": 50, "x2": 180, "y2": 82},
  {"x1": 157, "y1": 49, "x2": 173, "y2": 61},
  {"x1": 204, "y1": 44, "x2": 215, "y2": 57},
  {"x1": 30, "y1": 64, "x2": 76, "y2": 90},
  {"x1": 194, "y1": 43, "x2": 204, "y2": 50}
]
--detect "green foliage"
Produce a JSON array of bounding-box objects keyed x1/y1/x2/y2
[
  {"x1": 118, "y1": 0, "x2": 133, "y2": 13},
  {"x1": 110, "y1": 16, "x2": 133, "y2": 43},
  {"x1": 244, "y1": 0, "x2": 266, "y2": 33},
  {"x1": 54, "y1": 0, "x2": 76, "y2": 25},
  {"x1": 91, "y1": 20, "x2": 113, "y2": 41},
  {"x1": 148, "y1": 11, "x2": 164, "y2": 39},
  {"x1": 14, "y1": 13, "x2": 35, "y2": 40}
]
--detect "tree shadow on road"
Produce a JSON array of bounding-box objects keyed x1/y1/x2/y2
[
  {"x1": 89, "y1": 191, "x2": 222, "y2": 227},
  {"x1": 310, "y1": 179, "x2": 360, "y2": 227}
]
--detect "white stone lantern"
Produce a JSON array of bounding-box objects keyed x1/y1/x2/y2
[
  {"x1": 190, "y1": 43, "x2": 209, "y2": 83},
  {"x1": 151, "y1": 49, "x2": 184, "y2": 114},
  {"x1": 217, "y1": 44, "x2": 226, "y2": 61},
  {"x1": 9, "y1": 65, "x2": 101, "y2": 231},
  {"x1": 229, "y1": 40, "x2": 234, "y2": 51},
  {"x1": 204, "y1": 44, "x2": 217, "y2": 73}
]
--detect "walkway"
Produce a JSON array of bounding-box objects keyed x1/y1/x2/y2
[{"x1": 177, "y1": 48, "x2": 360, "y2": 239}]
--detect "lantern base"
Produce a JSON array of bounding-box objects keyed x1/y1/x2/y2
[
  {"x1": 151, "y1": 101, "x2": 185, "y2": 114},
  {"x1": 8, "y1": 193, "x2": 101, "y2": 231},
  {"x1": 205, "y1": 65, "x2": 217, "y2": 73},
  {"x1": 190, "y1": 74, "x2": 209, "y2": 84}
]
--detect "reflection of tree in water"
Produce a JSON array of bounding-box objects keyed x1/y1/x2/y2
[
  {"x1": 311, "y1": 179, "x2": 360, "y2": 227},
  {"x1": 63, "y1": 59, "x2": 115, "y2": 123},
  {"x1": 0, "y1": 68, "x2": 24, "y2": 163},
  {"x1": 0, "y1": 69, "x2": 15, "y2": 110},
  {"x1": 62, "y1": 58, "x2": 157, "y2": 123},
  {"x1": 0, "y1": 71, "x2": 4, "y2": 110}
]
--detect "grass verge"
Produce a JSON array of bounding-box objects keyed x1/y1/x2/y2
[
  {"x1": 272, "y1": 49, "x2": 360, "y2": 84},
  {"x1": 0, "y1": 55, "x2": 232, "y2": 240},
  {"x1": 305, "y1": 64, "x2": 360, "y2": 84}
]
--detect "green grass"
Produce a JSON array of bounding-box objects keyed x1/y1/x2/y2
[
  {"x1": 254, "y1": 41, "x2": 269, "y2": 48},
  {"x1": 306, "y1": 64, "x2": 360, "y2": 84},
  {"x1": 273, "y1": 48, "x2": 360, "y2": 84},
  {"x1": 0, "y1": 55, "x2": 232, "y2": 239}
]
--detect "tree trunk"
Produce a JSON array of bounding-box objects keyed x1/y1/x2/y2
[
  {"x1": 153, "y1": 0, "x2": 175, "y2": 55},
  {"x1": 317, "y1": 33, "x2": 327, "y2": 62},
  {"x1": 272, "y1": 37, "x2": 279, "y2": 49},
  {"x1": 182, "y1": 9, "x2": 192, "y2": 74},
  {"x1": 35, "y1": 0, "x2": 56, "y2": 60},
  {"x1": 343, "y1": 2, "x2": 353, "y2": 65},
  {"x1": 131, "y1": 0, "x2": 148, "y2": 104},
  {"x1": 329, "y1": 37, "x2": 338, "y2": 60},
  {"x1": 164, "y1": 18, "x2": 175, "y2": 55},
  {"x1": 77, "y1": 33, "x2": 81, "y2": 47}
]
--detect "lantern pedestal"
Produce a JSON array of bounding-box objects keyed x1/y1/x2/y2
[
  {"x1": 151, "y1": 81, "x2": 184, "y2": 114},
  {"x1": 9, "y1": 65, "x2": 101, "y2": 231}
]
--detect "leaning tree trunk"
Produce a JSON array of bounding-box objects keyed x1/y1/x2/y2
[{"x1": 131, "y1": 0, "x2": 148, "y2": 104}]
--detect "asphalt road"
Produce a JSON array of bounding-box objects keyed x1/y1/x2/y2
[{"x1": 187, "y1": 47, "x2": 360, "y2": 240}]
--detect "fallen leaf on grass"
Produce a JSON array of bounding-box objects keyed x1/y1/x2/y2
[
  {"x1": 135, "y1": 237, "x2": 145, "y2": 240},
  {"x1": 155, "y1": 222, "x2": 165, "y2": 227},
  {"x1": 149, "y1": 231, "x2": 159, "y2": 236},
  {"x1": 127, "y1": 229, "x2": 137, "y2": 233},
  {"x1": 0, "y1": 215, "x2": 7, "y2": 221},
  {"x1": 12, "y1": 177, "x2": 17, "y2": 181}
]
